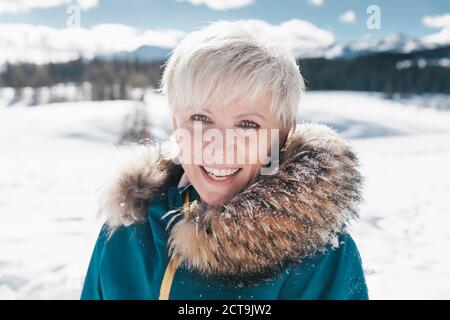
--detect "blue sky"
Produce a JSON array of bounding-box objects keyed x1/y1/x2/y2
[
  {"x1": 0, "y1": 0, "x2": 447, "y2": 42},
  {"x1": 0, "y1": 0, "x2": 448, "y2": 64}
]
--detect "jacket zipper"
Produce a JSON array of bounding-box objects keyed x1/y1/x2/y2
[{"x1": 158, "y1": 191, "x2": 190, "y2": 300}]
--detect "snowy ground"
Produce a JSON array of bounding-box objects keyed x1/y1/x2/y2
[{"x1": 0, "y1": 91, "x2": 449, "y2": 299}]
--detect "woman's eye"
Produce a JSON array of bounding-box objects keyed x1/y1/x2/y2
[
  {"x1": 191, "y1": 114, "x2": 212, "y2": 123},
  {"x1": 238, "y1": 120, "x2": 260, "y2": 129}
]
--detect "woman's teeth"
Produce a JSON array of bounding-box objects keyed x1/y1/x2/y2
[{"x1": 202, "y1": 166, "x2": 240, "y2": 179}]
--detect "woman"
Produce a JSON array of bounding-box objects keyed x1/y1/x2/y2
[{"x1": 81, "y1": 20, "x2": 369, "y2": 300}]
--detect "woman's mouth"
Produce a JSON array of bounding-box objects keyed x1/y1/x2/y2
[{"x1": 200, "y1": 165, "x2": 242, "y2": 181}]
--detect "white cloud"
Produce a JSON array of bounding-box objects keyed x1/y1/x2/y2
[
  {"x1": 76, "y1": 0, "x2": 98, "y2": 10},
  {"x1": 308, "y1": 0, "x2": 323, "y2": 7},
  {"x1": 0, "y1": 23, "x2": 185, "y2": 64},
  {"x1": 422, "y1": 14, "x2": 450, "y2": 46},
  {"x1": 0, "y1": 18, "x2": 335, "y2": 64},
  {"x1": 339, "y1": 10, "x2": 356, "y2": 24},
  {"x1": 221, "y1": 19, "x2": 335, "y2": 57},
  {"x1": 423, "y1": 13, "x2": 450, "y2": 29},
  {"x1": 176, "y1": 0, "x2": 254, "y2": 11}
]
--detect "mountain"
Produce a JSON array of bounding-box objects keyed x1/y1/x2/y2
[
  {"x1": 99, "y1": 33, "x2": 434, "y2": 62},
  {"x1": 110, "y1": 46, "x2": 172, "y2": 62},
  {"x1": 289, "y1": 33, "x2": 432, "y2": 60},
  {"x1": 322, "y1": 33, "x2": 430, "y2": 59}
]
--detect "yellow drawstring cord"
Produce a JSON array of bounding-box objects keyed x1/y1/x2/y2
[{"x1": 158, "y1": 191, "x2": 189, "y2": 300}]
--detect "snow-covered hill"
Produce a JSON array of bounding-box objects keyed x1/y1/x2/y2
[
  {"x1": 300, "y1": 32, "x2": 449, "y2": 59},
  {"x1": 324, "y1": 33, "x2": 428, "y2": 59},
  {"x1": 1, "y1": 91, "x2": 450, "y2": 299},
  {"x1": 93, "y1": 33, "x2": 437, "y2": 61},
  {"x1": 110, "y1": 33, "x2": 435, "y2": 60},
  {"x1": 106, "y1": 45, "x2": 172, "y2": 62}
]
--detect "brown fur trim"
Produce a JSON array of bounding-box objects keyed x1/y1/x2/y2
[{"x1": 98, "y1": 144, "x2": 181, "y2": 230}]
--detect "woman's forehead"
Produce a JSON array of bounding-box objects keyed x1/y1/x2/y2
[{"x1": 196, "y1": 94, "x2": 273, "y2": 115}]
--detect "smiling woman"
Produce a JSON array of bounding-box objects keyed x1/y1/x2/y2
[
  {"x1": 80, "y1": 20, "x2": 369, "y2": 300},
  {"x1": 164, "y1": 20, "x2": 304, "y2": 206}
]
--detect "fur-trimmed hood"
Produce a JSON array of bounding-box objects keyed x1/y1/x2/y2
[{"x1": 99, "y1": 123, "x2": 364, "y2": 283}]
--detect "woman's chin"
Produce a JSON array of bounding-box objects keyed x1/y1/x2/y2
[
  {"x1": 202, "y1": 196, "x2": 227, "y2": 206},
  {"x1": 196, "y1": 172, "x2": 239, "y2": 206},
  {"x1": 198, "y1": 190, "x2": 236, "y2": 207}
]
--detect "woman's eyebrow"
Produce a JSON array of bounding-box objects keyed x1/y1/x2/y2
[
  {"x1": 198, "y1": 107, "x2": 213, "y2": 115},
  {"x1": 236, "y1": 112, "x2": 266, "y2": 121}
]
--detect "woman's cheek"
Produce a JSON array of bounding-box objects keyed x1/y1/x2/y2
[
  {"x1": 175, "y1": 127, "x2": 201, "y2": 165},
  {"x1": 245, "y1": 133, "x2": 271, "y2": 167}
]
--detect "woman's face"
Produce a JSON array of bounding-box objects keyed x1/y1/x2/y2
[{"x1": 172, "y1": 94, "x2": 284, "y2": 206}]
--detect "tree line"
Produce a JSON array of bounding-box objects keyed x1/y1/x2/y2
[
  {"x1": 0, "y1": 58, "x2": 163, "y2": 101},
  {"x1": 299, "y1": 51, "x2": 450, "y2": 96},
  {"x1": 1, "y1": 45, "x2": 449, "y2": 101}
]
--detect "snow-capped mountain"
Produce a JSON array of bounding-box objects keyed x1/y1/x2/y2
[
  {"x1": 107, "y1": 33, "x2": 432, "y2": 61},
  {"x1": 113, "y1": 46, "x2": 172, "y2": 62},
  {"x1": 323, "y1": 33, "x2": 429, "y2": 59}
]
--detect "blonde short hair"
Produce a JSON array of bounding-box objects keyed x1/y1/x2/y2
[{"x1": 159, "y1": 20, "x2": 305, "y2": 132}]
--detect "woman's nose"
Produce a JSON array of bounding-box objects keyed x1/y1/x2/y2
[{"x1": 202, "y1": 127, "x2": 240, "y2": 165}]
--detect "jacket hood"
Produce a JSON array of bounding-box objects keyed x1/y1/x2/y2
[{"x1": 98, "y1": 123, "x2": 364, "y2": 283}]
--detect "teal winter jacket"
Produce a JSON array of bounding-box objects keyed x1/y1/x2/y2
[{"x1": 81, "y1": 123, "x2": 369, "y2": 300}]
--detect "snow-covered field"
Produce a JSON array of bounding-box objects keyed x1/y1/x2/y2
[
  {"x1": 1, "y1": 91, "x2": 449, "y2": 299},
  {"x1": 300, "y1": 92, "x2": 450, "y2": 299}
]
